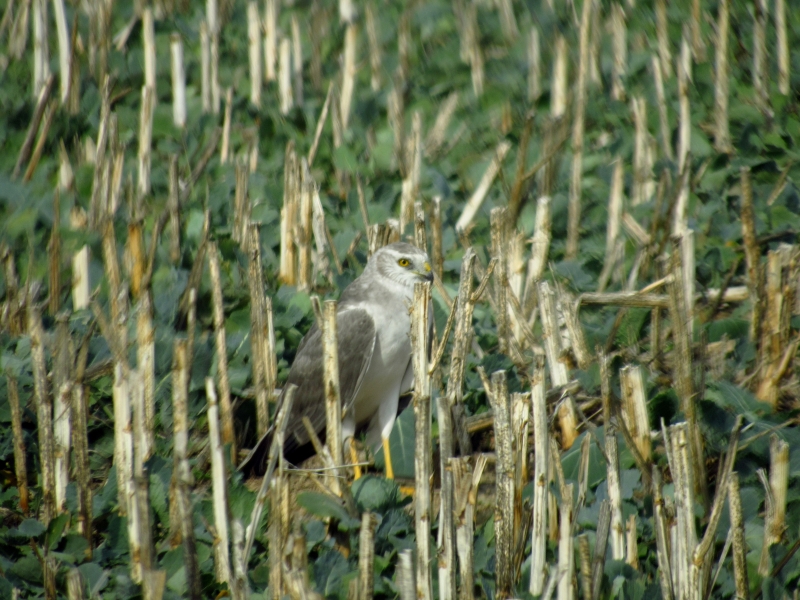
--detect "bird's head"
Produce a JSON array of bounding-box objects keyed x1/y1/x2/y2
[{"x1": 372, "y1": 242, "x2": 434, "y2": 287}]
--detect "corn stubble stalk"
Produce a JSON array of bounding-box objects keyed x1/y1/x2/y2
[
  {"x1": 760, "y1": 435, "x2": 789, "y2": 574},
  {"x1": 411, "y1": 281, "x2": 432, "y2": 600},
  {"x1": 30, "y1": 297, "x2": 56, "y2": 529},
  {"x1": 279, "y1": 37, "x2": 293, "y2": 115},
  {"x1": 340, "y1": 22, "x2": 356, "y2": 131},
  {"x1": 7, "y1": 374, "x2": 29, "y2": 516},
  {"x1": 173, "y1": 341, "x2": 202, "y2": 599},
  {"x1": 529, "y1": 355, "x2": 548, "y2": 596},
  {"x1": 489, "y1": 370, "x2": 515, "y2": 598},
  {"x1": 170, "y1": 33, "x2": 186, "y2": 127},
  {"x1": 32, "y1": 0, "x2": 50, "y2": 97},
  {"x1": 713, "y1": 0, "x2": 731, "y2": 153},
  {"x1": 208, "y1": 242, "x2": 236, "y2": 460},
  {"x1": 610, "y1": 3, "x2": 627, "y2": 102},
  {"x1": 244, "y1": 385, "x2": 295, "y2": 577},
  {"x1": 620, "y1": 365, "x2": 651, "y2": 461},
  {"x1": 53, "y1": 315, "x2": 72, "y2": 514},
  {"x1": 490, "y1": 208, "x2": 509, "y2": 356},
  {"x1": 247, "y1": 2, "x2": 261, "y2": 107},
  {"x1": 142, "y1": 8, "x2": 156, "y2": 93},
  {"x1": 727, "y1": 473, "x2": 749, "y2": 599},
  {"x1": 263, "y1": 0, "x2": 277, "y2": 82},
  {"x1": 206, "y1": 378, "x2": 232, "y2": 585},
  {"x1": 558, "y1": 483, "x2": 575, "y2": 600},
  {"x1": 538, "y1": 282, "x2": 578, "y2": 448},
  {"x1": 568, "y1": 0, "x2": 592, "y2": 265},
  {"x1": 248, "y1": 223, "x2": 270, "y2": 438},
  {"x1": 600, "y1": 353, "x2": 625, "y2": 561},
  {"x1": 358, "y1": 513, "x2": 378, "y2": 600},
  {"x1": 322, "y1": 299, "x2": 344, "y2": 494},
  {"x1": 455, "y1": 141, "x2": 511, "y2": 234}
]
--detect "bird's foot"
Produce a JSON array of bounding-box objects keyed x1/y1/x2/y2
[
  {"x1": 350, "y1": 438, "x2": 363, "y2": 480},
  {"x1": 382, "y1": 437, "x2": 394, "y2": 480}
]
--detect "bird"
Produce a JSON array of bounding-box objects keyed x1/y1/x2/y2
[{"x1": 239, "y1": 242, "x2": 434, "y2": 479}]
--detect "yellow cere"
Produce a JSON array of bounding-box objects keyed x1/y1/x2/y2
[{"x1": 424, "y1": 262, "x2": 431, "y2": 272}]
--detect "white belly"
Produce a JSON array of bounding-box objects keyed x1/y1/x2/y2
[{"x1": 352, "y1": 305, "x2": 412, "y2": 425}]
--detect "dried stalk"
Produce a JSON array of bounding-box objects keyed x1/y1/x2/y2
[
  {"x1": 455, "y1": 141, "x2": 511, "y2": 233},
  {"x1": 491, "y1": 208, "x2": 509, "y2": 356},
  {"x1": 248, "y1": 2, "x2": 261, "y2": 107},
  {"x1": 538, "y1": 281, "x2": 578, "y2": 448},
  {"x1": 243, "y1": 385, "x2": 295, "y2": 566},
  {"x1": 761, "y1": 435, "x2": 789, "y2": 573},
  {"x1": 170, "y1": 33, "x2": 186, "y2": 127},
  {"x1": 651, "y1": 55, "x2": 673, "y2": 160},
  {"x1": 620, "y1": 365, "x2": 651, "y2": 461},
  {"x1": 7, "y1": 374, "x2": 29, "y2": 515},
  {"x1": 365, "y1": 4, "x2": 381, "y2": 91},
  {"x1": 248, "y1": 223, "x2": 270, "y2": 438},
  {"x1": 30, "y1": 298, "x2": 56, "y2": 526},
  {"x1": 291, "y1": 15, "x2": 303, "y2": 106},
  {"x1": 728, "y1": 473, "x2": 749, "y2": 599},
  {"x1": 200, "y1": 21, "x2": 211, "y2": 112},
  {"x1": 412, "y1": 282, "x2": 432, "y2": 600},
  {"x1": 13, "y1": 73, "x2": 56, "y2": 179},
  {"x1": 142, "y1": 8, "x2": 155, "y2": 93},
  {"x1": 206, "y1": 378, "x2": 232, "y2": 585},
  {"x1": 308, "y1": 82, "x2": 333, "y2": 167},
  {"x1": 610, "y1": 3, "x2": 627, "y2": 102},
  {"x1": 263, "y1": 0, "x2": 277, "y2": 81},
  {"x1": 279, "y1": 37, "x2": 293, "y2": 115},
  {"x1": 753, "y1": 0, "x2": 769, "y2": 114},
  {"x1": 137, "y1": 85, "x2": 154, "y2": 198},
  {"x1": 53, "y1": 317, "x2": 72, "y2": 514},
  {"x1": 340, "y1": 23, "x2": 356, "y2": 130},
  {"x1": 740, "y1": 167, "x2": 764, "y2": 349},
  {"x1": 551, "y1": 34, "x2": 567, "y2": 119},
  {"x1": 599, "y1": 158, "x2": 624, "y2": 292},
  {"x1": 322, "y1": 299, "x2": 343, "y2": 493},
  {"x1": 358, "y1": 513, "x2": 378, "y2": 600},
  {"x1": 652, "y1": 468, "x2": 673, "y2": 600},
  {"x1": 674, "y1": 33, "x2": 691, "y2": 235},
  {"x1": 32, "y1": 0, "x2": 50, "y2": 97},
  {"x1": 173, "y1": 341, "x2": 202, "y2": 599},
  {"x1": 530, "y1": 355, "x2": 548, "y2": 596},
  {"x1": 558, "y1": 483, "x2": 575, "y2": 600},
  {"x1": 713, "y1": 0, "x2": 731, "y2": 153},
  {"x1": 528, "y1": 27, "x2": 541, "y2": 102},
  {"x1": 775, "y1": 0, "x2": 789, "y2": 95},
  {"x1": 208, "y1": 242, "x2": 236, "y2": 458},
  {"x1": 455, "y1": 455, "x2": 487, "y2": 600},
  {"x1": 490, "y1": 371, "x2": 514, "y2": 598},
  {"x1": 297, "y1": 160, "x2": 314, "y2": 291},
  {"x1": 568, "y1": 0, "x2": 593, "y2": 261}
]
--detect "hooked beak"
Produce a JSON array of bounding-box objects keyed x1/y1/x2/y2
[{"x1": 422, "y1": 262, "x2": 434, "y2": 282}]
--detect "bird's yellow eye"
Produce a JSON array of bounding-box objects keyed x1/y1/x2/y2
[{"x1": 397, "y1": 258, "x2": 410, "y2": 267}]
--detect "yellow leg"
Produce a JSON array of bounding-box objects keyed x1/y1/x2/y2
[
  {"x1": 350, "y1": 438, "x2": 362, "y2": 480},
  {"x1": 382, "y1": 437, "x2": 394, "y2": 480}
]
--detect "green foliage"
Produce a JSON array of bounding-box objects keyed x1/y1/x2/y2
[{"x1": 1, "y1": 0, "x2": 800, "y2": 596}]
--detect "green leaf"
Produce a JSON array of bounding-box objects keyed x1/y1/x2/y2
[
  {"x1": 46, "y1": 512, "x2": 70, "y2": 549},
  {"x1": 17, "y1": 518, "x2": 46, "y2": 537},
  {"x1": 705, "y1": 380, "x2": 771, "y2": 421},
  {"x1": 312, "y1": 549, "x2": 355, "y2": 598},
  {"x1": 296, "y1": 492, "x2": 359, "y2": 530},
  {"x1": 351, "y1": 476, "x2": 400, "y2": 512},
  {"x1": 373, "y1": 405, "x2": 415, "y2": 479},
  {"x1": 78, "y1": 562, "x2": 109, "y2": 595},
  {"x1": 8, "y1": 555, "x2": 43, "y2": 583},
  {"x1": 333, "y1": 146, "x2": 359, "y2": 174}
]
